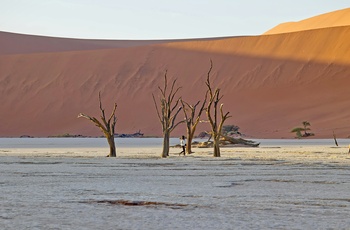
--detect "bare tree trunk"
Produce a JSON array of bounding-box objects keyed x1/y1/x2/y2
[
  {"x1": 186, "y1": 129, "x2": 193, "y2": 154},
  {"x1": 333, "y1": 131, "x2": 338, "y2": 147},
  {"x1": 162, "y1": 132, "x2": 170, "y2": 158},
  {"x1": 107, "y1": 135, "x2": 116, "y2": 157},
  {"x1": 213, "y1": 136, "x2": 221, "y2": 157}
]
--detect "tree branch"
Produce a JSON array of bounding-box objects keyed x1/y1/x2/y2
[
  {"x1": 152, "y1": 93, "x2": 162, "y2": 123},
  {"x1": 78, "y1": 113, "x2": 108, "y2": 135},
  {"x1": 169, "y1": 106, "x2": 183, "y2": 131},
  {"x1": 108, "y1": 103, "x2": 118, "y2": 126},
  {"x1": 98, "y1": 92, "x2": 109, "y2": 129},
  {"x1": 180, "y1": 99, "x2": 190, "y2": 126}
]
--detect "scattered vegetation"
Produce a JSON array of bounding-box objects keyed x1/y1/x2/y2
[
  {"x1": 48, "y1": 133, "x2": 85, "y2": 138},
  {"x1": 291, "y1": 121, "x2": 315, "y2": 138},
  {"x1": 114, "y1": 130, "x2": 144, "y2": 138},
  {"x1": 19, "y1": 135, "x2": 34, "y2": 138}
]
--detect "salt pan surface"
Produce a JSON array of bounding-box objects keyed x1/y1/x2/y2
[{"x1": 1, "y1": 138, "x2": 349, "y2": 229}]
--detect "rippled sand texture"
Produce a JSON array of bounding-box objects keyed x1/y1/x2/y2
[
  {"x1": 1, "y1": 146, "x2": 350, "y2": 229},
  {"x1": 1, "y1": 8, "x2": 350, "y2": 138}
]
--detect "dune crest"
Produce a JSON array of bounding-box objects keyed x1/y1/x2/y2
[
  {"x1": 0, "y1": 31, "x2": 226, "y2": 55},
  {"x1": 264, "y1": 7, "x2": 350, "y2": 34},
  {"x1": 162, "y1": 26, "x2": 350, "y2": 65}
]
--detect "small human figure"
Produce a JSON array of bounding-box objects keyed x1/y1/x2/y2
[
  {"x1": 179, "y1": 135, "x2": 186, "y2": 156},
  {"x1": 348, "y1": 144, "x2": 350, "y2": 154}
]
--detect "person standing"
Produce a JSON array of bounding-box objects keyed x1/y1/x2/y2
[{"x1": 179, "y1": 136, "x2": 186, "y2": 156}]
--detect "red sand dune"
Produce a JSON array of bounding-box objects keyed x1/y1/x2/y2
[
  {"x1": 265, "y1": 7, "x2": 350, "y2": 34},
  {"x1": 1, "y1": 9, "x2": 350, "y2": 138},
  {"x1": 0, "y1": 31, "x2": 228, "y2": 55},
  {"x1": 0, "y1": 31, "x2": 171, "y2": 55}
]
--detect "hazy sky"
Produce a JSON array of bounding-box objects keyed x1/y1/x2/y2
[{"x1": 1, "y1": 0, "x2": 349, "y2": 39}]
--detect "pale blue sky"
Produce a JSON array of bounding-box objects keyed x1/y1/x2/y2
[{"x1": 1, "y1": 0, "x2": 349, "y2": 39}]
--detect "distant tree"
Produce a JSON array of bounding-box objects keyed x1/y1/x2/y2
[
  {"x1": 180, "y1": 95, "x2": 207, "y2": 155},
  {"x1": 332, "y1": 131, "x2": 338, "y2": 146},
  {"x1": 291, "y1": 121, "x2": 314, "y2": 138},
  {"x1": 205, "y1": 60, "x2": 231, "y2": 157},
  {"x1": 291, "y1": 127, "x2": 303, "y2": 139},
  {"x1": 78, "y1": 92, "x2": 117, "y2": 157},
  {"x1": 302, "y1": 121, "x2": 311, "y2": 136},
  {"x1": 152, "y1": 71, "x2": 184, "y2": 158}
]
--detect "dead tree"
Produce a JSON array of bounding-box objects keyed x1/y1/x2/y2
[
  {"x1": 78, "y1": 92, "x2": 117, "y2": 157},
  {"x1": 152, "y1": 71, "x2": 184, "y2": 158},
  {"x1": 180, "y1": 95, "x2": 206, "y2": 155},
  {"x1": 205, "y1": 60, "x2": 231, "y2": 157},
  {"x1": 220, "y1": 135, "x2": 260, "y2": 147}
]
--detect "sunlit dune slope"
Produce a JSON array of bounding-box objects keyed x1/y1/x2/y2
[
  {"x1": 265, "y1": 8, "x2": 350, "y2": 35},
  {"x1": 0, "y1": 31, "x2": 225, "y2": 55},
  {"x1": 0, "y1": 25, "x2": 350, "y2": 138},
  {"x1": 162, "y1": 26, "x2": 350, "y2": 65}
]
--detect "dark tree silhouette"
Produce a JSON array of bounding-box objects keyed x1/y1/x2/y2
[
  {"x1": 78, "y1": 92, "x2": 117, "y2": 157},
  {"x1": 152, "y1": 71, "x2": 184, "y2": 158},
  {"x1": 205, "y1": 60, "x2": 231, "y2": 157},
  {"x1": 180, "y1": 95, "x2": 207, "y2": 155}
]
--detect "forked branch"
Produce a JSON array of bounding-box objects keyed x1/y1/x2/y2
[
  {"x1": 78, "y1": 92, "x2": 118, "y2": 157},
  {"x1": 153, "y1": 71, "x2": 184, "y2": 158},
  {"x1": 204, "y1": 60, "x2": 231, "y2": 157}
]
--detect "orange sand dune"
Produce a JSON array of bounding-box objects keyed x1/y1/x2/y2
[
  {"x1": 0, "y1": 31, "x2": 227, "y2": 55},
  {"x1": 265, "y1": 8, "x2": 350, "y2": 34},
  {"x1": 163, "y1": 26, "x2": 350, "y2": 65},
  {"x1": 1, "y1": 24, "x2": 350, "y2": 138}
]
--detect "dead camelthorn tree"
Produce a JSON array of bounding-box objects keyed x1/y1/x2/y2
[
  {"x1": 180, "y1": 94, "x2": 207, "y2": 155},
  {"x1": 78, "y1": 92, "x2": 117, "y2": 157},
  {"x1": 205, "y1": 60, "x2": 232, "y2": 157},
  {"x1": 152, "y1": 70, "x2": 184, "y2": 158}
]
